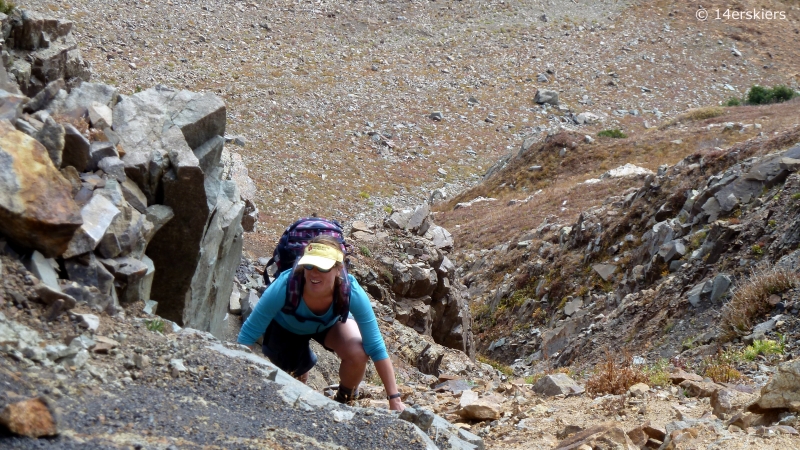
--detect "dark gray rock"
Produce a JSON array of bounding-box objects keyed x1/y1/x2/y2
[{"x1": 61, "y1": 123, "x2": 90, "y2": 171}]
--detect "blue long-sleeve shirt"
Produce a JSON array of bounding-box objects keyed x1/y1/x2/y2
[{"x1": 237, "y1": 270, "x2": 389, "y2": 362}]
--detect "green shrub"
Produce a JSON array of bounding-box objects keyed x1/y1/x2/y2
[
  {"x1": 0, "y1": 0, "x2": 14, "y2": 14},
  {"x1": 597, "y1": 129, "x2": 627, "y2": 139},
  {"x1": 743, "y1": 339, "x2": 784, "y2": 361},
  {"x1": 747, "y1": 85, "x2": 773, "y2": 105},
  {"x1": 771, "y1": 85, "x2": 796, "y2": 103},
  {"x1": 359, "y1": 245, "x2": 372, "y2": 257},
  {"x1": 725, "y1": 97, "x2": 741, "y2": 107},
  {"x1": 145, "y1": 319, "x2": 165, "y2": 333},
  {"x1": 746, "y1": 84, "x2": 797, "y2": 105}
]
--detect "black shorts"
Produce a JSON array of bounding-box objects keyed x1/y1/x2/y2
[{"x1": 261, "y1": 320, "x2": 335, "y2": 377}]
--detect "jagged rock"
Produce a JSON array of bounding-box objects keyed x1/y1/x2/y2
[
  {"x1": 591, "y1": 263, "x2": 617, "y2": 281},
  {"x1": 241, "y1": 289, "x2": 259, "y2": 322},
  {"x1": 657, "y1": 240, "x2": 686, "y2": 263},
  {"x1": 750, "y1": 359, "x2": 800, "y2": 413},
  {"x1": 534, "y1": 89, "x2": 559, "y2": 105},
  {"x1": 47, "y1": 82, "x2": 119, "y2": 118},
  {"x1": 554, "y1": 422, "x2": 637, "y2": 450},
  {"x1": 99, "y1": 256, "x2": 149, "y2": 304},
  {"x1": 88, "y1": 101, "x2": 113, "y2": 128},
  {"x1": 120, "y1": 177, "x2": 147, "y2": 213},
  {"x1": 224, "y1": 150, "x2": 258, "y2": 232},
  {"x1": 458, "y1": 390, "x2": 501, "y2": 420},
  {"x1": 63, "y1": 193, "x2": 121, "y2": 258},
  {"x1": 679, "y1": 380, "x2": 722, "y2": 398},
  {"x1": 0, "y1": 397, "x2": 58, "y2": 438},
  {"x1": 22, "y1": 251, "x2": 60, "y2": 292},
  {"x1": 96, "y1": 204, "x2": 144, "y2": 259},
  {"x1": 426, "y1": 225, "x2": 454, "y2": 249},
  {"x1": 710, "y1": 273, "x2": 732, "y2": 302},
  {"x1": 24, "y1": 79, "x2": 64, "y2": 113},
  {"x1": 5, "y1": 10, "x2": 90, "y2": 97},
  {"x1": 686, "y1": 279, "x2": 713, "y2": 307},
  {"x1": 779, "y1": 157, "x2": 800, "y2": 172},
  {"x1": 399, "y1": 406, "x2": 435, "y2": 432},
  {"x1": 669, "y1": 370, "x2": 703, "y2": 384},
  {"x1": 34, "y1": 114, "x2": 64, "y2": 167},
  {"x1": 61, "y1": 123, "x2": 91, "y2": 171},
  {"x1": 98, "y1": 156, "x2": 126, "y2": 182},
  {"x1": 533, "y1": 373, "x2": 585, "y2": 397},
  {"x1": 64, "y1": 252, "x2": 115, "y2": 297},
  {"x1": 0, "y1": 120, "x2": 82, "y2": 257}
]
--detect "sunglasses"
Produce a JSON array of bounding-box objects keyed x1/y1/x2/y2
[{"x1": 302, "y1": 264, "x2": 332, "y2": 273}]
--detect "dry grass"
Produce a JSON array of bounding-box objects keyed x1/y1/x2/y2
[
  {"x1": 586, "y1": 351, "x2": 648, "y2": 396},
  {"x1": 720, "y1": 267, "x2": 800, "y2": 341},
  {"x1": 658, "y1": 106, "x2": 726, "y2": 129},
  {"x1": 700, "y1": 351, "x2": 742, "y2": 384}
]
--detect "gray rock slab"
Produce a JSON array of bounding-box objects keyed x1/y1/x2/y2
[
  {"x1": 534, "y1": 89, "x2": 559, "y2": 105},
  {"x1": 100, "y1": 256, "x2": 149, "y2": 304},
  {"x1": 120, "y1": 177, "x2": 147, "y2": 213},
  {"x1": 64, "y1": 252, "x2": 116, "y2": 297},
  {"x1": 592, "y1": 263, "x2": 617, "y2": 281},
  {"x1": 710, "y1": 273, "x2": 732, "y2": 302},
  {"x1": 23, "y1": 250, "x2": 61, "y2": 292},
  {"x1": 88, "y1": 141, "x2": 118, "y2": 171},
  {"x1": 532, "y1": 373, "x2": 585, "y2": 397},
  {"x1": 751, "y1": 359, "x2": 800, "y2": 412},
  {"x1": 98, "y1": 156, "x2": 126, "y2": 181},
  {"x1": 61, "y1": 123, "x2": 90, "y2": 171},
  {"x1": 47, "y1": 82, "x2": 119, "y2": 117},
  {"x1": 63, "y1": 193, "x2": 120, "y2": 258}
]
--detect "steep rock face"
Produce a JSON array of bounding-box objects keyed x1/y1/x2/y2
[
  {"x1": 112, "y1": 86, "x2": 242, "y2": 335},
  {"x1": 0, "y1": 120, "x2": 82, "y2": 257},
  {"x1": 0, "y1": 9, "x2": 256, "y2": 338}
]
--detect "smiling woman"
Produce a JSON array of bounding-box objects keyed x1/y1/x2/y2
[{"x1": 237, "y1": 235, "x2": 406, "y2": 411}]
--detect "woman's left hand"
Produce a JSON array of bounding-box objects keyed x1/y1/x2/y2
[{"x1": 389, "y1": 396, "x2": 405, "y2": 412}]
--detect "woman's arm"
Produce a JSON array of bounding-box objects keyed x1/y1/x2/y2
[
  {"x1": 237, "y1": 272, "x2": 288, "y2": 346},
  {"x1": 374, "y1": 357, "x2": 405, "y2": 411}
]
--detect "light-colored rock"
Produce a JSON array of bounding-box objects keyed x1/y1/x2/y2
[
  {"x1": 592, "y1": 263, "x2": 617, "y2": 281},
  {"x1": 628, "y1": 383, "x2": 650, "y2": 397},
  {"x1": 63, "y1": 193, "x2": 121, "y2": 258},
  {"x1": 554, "y1": 422, "x2": 637, "y2": 450},
  {"x1": 0, "y1": 120, "x2": 82, "y2": 257},
  {"x1": 73, "y1": 313, "x2": 100, "y2": 331},
  {"x1": 88, "y1": 101, "x2": 113, "y2": 129},
  {"x1": 751, "y1": 359, "x2": 800, "y2": 412},
  {"x1": 534, "y1": 89, "x2": 559, "y2": 105},
  {"x1": 533, "y1": 373, "x2": 585, "y2": 397},
  {"x1": 458, "y1": 390, "x2": 501, "y2": 421}
]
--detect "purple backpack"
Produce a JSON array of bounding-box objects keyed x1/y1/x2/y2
[{"x1": 263, "y1": 217, "x2": 352, "y2": 323}]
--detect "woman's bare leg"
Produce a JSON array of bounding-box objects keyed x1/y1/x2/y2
[{"x1": 324, "y1": 319, "x2": 369, "y2": 393}]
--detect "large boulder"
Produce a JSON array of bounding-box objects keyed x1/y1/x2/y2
[
  {"x1": 0, "y1": 120, "x2": 82, "y2": 256},
  {"x1": 750, "y1": 359, "x2": 800, "y2": 413}
]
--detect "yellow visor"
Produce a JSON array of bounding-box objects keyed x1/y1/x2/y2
[{"x1": 296, "y1": 243, "x2": 344, "y2": 271}]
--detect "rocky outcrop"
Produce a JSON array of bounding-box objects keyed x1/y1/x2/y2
[
  {"x1": 2, "y1": 9, "x2": 91, "y2": 97},
  {"x1": 0, "y1": 10, "x2": 257, "y2": 338},
  {"x1": 348, "y1": 203, "x2": 474, "y2": 358}
]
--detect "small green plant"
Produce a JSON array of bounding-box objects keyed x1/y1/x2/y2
[
  {"x1": 751, "y1": 244, "x2": 764, "y2": 257},
  {"x1": 643, "y1": 359, "x2": 671, "y2": 387},
  {"x1": 358, "y1": 191, "x2": 370, "y2": 200},
  {"x1": 792, "y1": 193, "x2": 800, "y2": 201},
  {"x1": 359, "y1": 245, "x2": 372, "y2": 257},
  {"x1": 0, "y1": 0, "x2": 15, "y2": 14},
  {"x1": 725, "y1": 97, "x2": 742, "y2": 107},
  {"x1": 383, "y1": 205, "x2": 393, "y2": 214},
  {"x1": 145, "y1": 319, "x2": 165, "y2": 333},
  {"x1": 477, "y1": 355, "x2": 514, "y2": 376},
  {"x1": 597, "y1": 129, "x2": 627, "y2": 139},
  {"x1": 768, "y1": 220, "x2": 777, "y2": 228},
  {"x1": 743, "y1": 339, "x2": 785, "y2": 361}
]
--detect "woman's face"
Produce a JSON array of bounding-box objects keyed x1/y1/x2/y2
[{"x1": 304, "y1": 264, "x2": 340, "y2": 298}]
